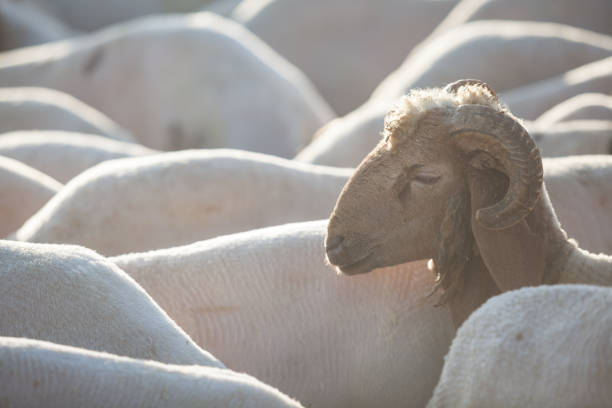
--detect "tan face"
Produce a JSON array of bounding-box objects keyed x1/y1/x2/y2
[{"x1": 326, "y1": 135, "x2": 467, "y2": 275}]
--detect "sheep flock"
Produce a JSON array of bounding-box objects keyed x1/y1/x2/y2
[{"x1": 1, "y1": 1, "x2": 611, "y2": 407}]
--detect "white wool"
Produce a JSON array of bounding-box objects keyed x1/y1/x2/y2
[
  {"x1": 0, "y1": 0, "x2": 76, "y2": 51},
  {"x1": 383, "y1": 83, "x2": 504, "y2": 148},
  {"x1": 542, "y1": 155, "x2": 612, "y2": 255},
  {"x1": 15, "y1": 149, "x2": 352, "y2": 255},
  {"x1": 0, "y1": 87, "x2": 132, "y2": 141},
  {"x1": 0, "y1": 130, "x2": 155, "y2": 182},
  {"x1": 0, "y1": 240, "x2": 222, "y2": 368},
  {"x1": 536, "y1": 93, "x2": 612, "y2": 124},
  {"x1": 0, "y1": 13, "x2": 333, "y2": 156},
  {"x1": 530, "y1": 120, "x2": 612, "y2": 157},
  {"x1": 295, "y1": 101, "x2": 389, "y2": 167},
  {"x1": 428, "y1": 285, "x2": 612, "y2": 408},
  {"x1": 0, "y1": 156, "x2": 61, "y2": 238},
  {"x1": 297, "y1": 56, "x2": 612, "y2": 167},
  {"x1": 427, "y1": 0, "x2": 612, "y2": 43},
  {"x1": 503, "y1": 56, "x2": 612, "y2": 119},
  {"x1": 371, "y1": 21, "x2": 612, "y2": 104},
  {"x1": 26, "y1": 0, "x2": 232, "y2": 31},
  {"x1": 234, "y1": 0, "x2": 457, "y2": 115},
  {"x1": 0, "y1": 337, "x2": 302, "y2": 408},
  {"x1": 112, "y1": 221, "x2": 455, "y2": 408}
]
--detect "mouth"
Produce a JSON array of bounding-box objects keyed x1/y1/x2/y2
[{"x1": 331, "y1": 252, "x2": 374, "y2": 276}]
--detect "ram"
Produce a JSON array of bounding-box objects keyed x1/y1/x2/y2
[{"x1": 325, "y1": 80, "x2": 612, "y2": 326}]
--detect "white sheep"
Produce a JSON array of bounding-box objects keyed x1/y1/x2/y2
[
  {"x1": 0, "y1": 239, "x2": 222, "y2": 367},
  {"x1": 0, "y1": 13, "x2": 333, "y2": 156},
  {"x1": 14, "y1": 149, "x2": 352, "y2": 255},
  {"x1": 295, "y1": 101, "x2": 388, "y2": 167},
  {"x1": 535, "y1": 93, "x2": 612, "y2": 124},
  {"x1": 427, "y1": 0, "x2": 612, "y2": 42},
  {"x1": 299, "y1": 57, "x2": 612, "y2": 168},
  {"x1": 0, "y1": 0, "x2": 76, "y2": 51},
  {"x1": 370, "y1": 21, "x2": 612, "y2": 104},
  {"x1": 503, "y1": 56, "x2": 612, "y2": 119},
  {"x1": 0, "y1": 87, "x2": 133, "y2": 141},
  {"x1": 112, "y1": 220, "x2": 455, "y2": 408},
  {"x1": 0, "y1": 156, "x2": 61, "y2": 238},
  {"x1": 204, "y1": 0, "x2": 248, "y2": 17},
  {"x1": 233, "y1": 0, "x2": 458, "y2": 115},
  {"x1": 530, "y1": 120, "x2": 612, "y2": 157},
  {"x1": 27, "y1": 0, "x2": 239, "y2": 31},
  {"x1": 325, "y1": 81, "x2": 612, "y2": 327},
  {"x1": 0, "y1": 130, "x2": 155, "y2": 183},
  {"x1": 427, "y1": 284, "x2": 612, "y2": 408},
  {"x1": 542, "y1": 155, "x2": 612, "y2": 255},
  {"x1": 0, "y1": 337, "x2": 303, "y2": 408}
]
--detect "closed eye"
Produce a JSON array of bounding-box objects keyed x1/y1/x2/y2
[{"x1": 413, "y1": 173, "x2": 441, "y2": 185}]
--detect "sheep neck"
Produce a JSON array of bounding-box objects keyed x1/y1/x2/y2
[
  {"x1": 557, "y1": 243, "x2": 612, "y2": 286},
  {"x1": 537, "y1": 185, "x2": 612, "y2": 286}
]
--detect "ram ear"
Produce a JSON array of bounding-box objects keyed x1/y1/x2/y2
[{"x1": 467, "y1": 154, "x2": 547, "y2": 291}]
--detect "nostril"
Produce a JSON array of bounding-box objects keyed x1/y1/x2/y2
[{"x1": 325, "y1": 235, "x2": 345, "y2": 251}]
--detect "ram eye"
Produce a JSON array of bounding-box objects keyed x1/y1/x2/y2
[{"x1": 413, "y1": 173, "x2": 441, "y2": 185}]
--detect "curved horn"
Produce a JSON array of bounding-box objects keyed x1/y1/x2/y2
[
  {"x1": 444, "y1": 79, "x2": 498, "y2": 100},
  {"x1": 450, "y1": 104, "x2": 543, "y2": 230}
]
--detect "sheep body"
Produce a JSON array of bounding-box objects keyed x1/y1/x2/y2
[
  {"x1": 0, "y1": 0, "x2": 76, "y2": 51},
  {"x1": 530, "y1": 120, "x2": 612, "y2": 157},
  {"x1": 371, "y1": 21, "x2": 612, "y2": 104},
  {"x1": 427, "y1": 285, "x2": 612, "y2": 408},
  {"x1": 503, "y1": 56, "x2": 612, "y2": 119},
  {"x1": 0, "y1": 131, "x2": 155, "y2": 183},
  {"x1": 0, "y1": 13, "x2": 333, "y2": 156},
  {"x1": 0, "y1": 87, "x2": 132, "y2": 141},
  {"x1": 0, "y1": 156, "x2": 61, "y2": 238},
  {"x1": 536, "y1": 93, "x2": 612, "y2": 124},
  {"x1": 27, "y1": 0, "x2": 228, "y2": 31},
  {"x1": 0, "y1": 239, "x2": 222, "y2": 367},
  {"x1": 234, "y1": 0, "x2": 458, "y2": 115},
  {"x1": 428, "y1": 0, "x2": 612, "y2": 41},
  {"x1": 300, "y1": 56, "x2": 612, "y2": 166},
  {"x1": 15, "y1": 149, "x2": 351, "y2": 255},
  {"x1": 112, "y1": 220, "x2": 455, "y2": 408},
  {"x1": 542, "y1": 156, "x2": 612, "y2": 255},
  {"x1": 0, "y1": 336, "x2": 302, "y2": 408},
  {"x1": 295, "y1": 101, "x2": 388, "y2": 168}
]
